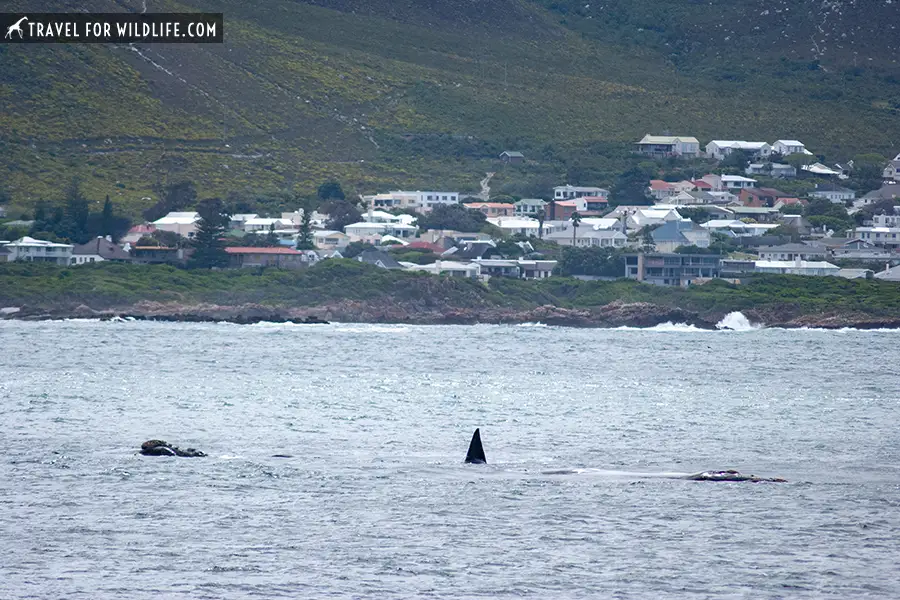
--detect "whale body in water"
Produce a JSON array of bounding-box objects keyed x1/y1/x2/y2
[{"x1": 462, "y1": 429, "x2": 786, "y2": 482}]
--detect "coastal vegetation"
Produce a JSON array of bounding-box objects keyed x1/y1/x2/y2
[
  {"x1": 1, "y1": 0, "x2": 897, "y2": 218},
  {"x1": 2, "y1": 261, "x2": 900, "y2": 325}
]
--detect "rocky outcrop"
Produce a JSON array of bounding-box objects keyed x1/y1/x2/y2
[
  {"x1": 5, "y1": 298, "x2": 900, "y2": 330},
  {"x1": 140, "y1": 439, "x2": 207, "y2": 457}
]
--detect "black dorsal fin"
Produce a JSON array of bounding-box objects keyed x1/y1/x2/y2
[{"x1": 465, "y1": 428, "x2": 486, "y2": 464}]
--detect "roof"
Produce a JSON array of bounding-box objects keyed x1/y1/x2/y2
[
  {"x1": 225, "y1": 247, "x2": 303, "y2": 255},
  {"x1": 721, "y1": 175, "x2": 757, "y2": 183},
  {"x1": 463, "y1": 203, "x2": 516, "y2": 209},
  {"x1": 813, "y1": 183, "x2": 854, "y2": 193},
  {"x1": 72, "y1": 237, "x2": 132, "y2": 260},
  {"x1": 875, "y1": 265, "x2": 900, "y2": 280},
  {"x1": 755, "y1": 260, "x2": 839, "y2": 270},
  {"x1": 313, "y1": 230, "x2": 348, "y2": 238},
  {"x1": 128, "y1": 224, "x2": 157, "y2": 234},
  {"x1": 638, "y1": 135, "x2": 700, "y2": 145},
  {"x1": 775, "y1": 140, "x2": 805, "y2": 146},
  {"x1": 553, "y1": 185, "x2": 606, "y2": 192},
  {"x1": 650, "y1": 180, "x2": 674, "y2": 191},
  {"x1": 6, "y1": 236, "x2": 73, "y2": 248},
  {"x1": 406, "y1": 241, "x2": 445, "y2": 253},
  {"x1": 756, "y1": 243, "x2": 827, "y2": 254},
  {"x1": 803, "y1": 163, "x2": 842, "y2": 176},
  {"x1": 862, "y1": 184, "x2": 900, "y2": 201},
  {"x1": 154, "y1": 214, "x2": 199, "y2": 226},
  {"x1": 500, "y1": 151, "x2": 524, "y2": 158},
  {"x1": 357, "y1": 249, "x2": 403, "y2": 269}
]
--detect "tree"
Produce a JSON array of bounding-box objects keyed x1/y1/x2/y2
[
  {"x1": 100, "y1": 195, "x2": 115, "y2": 238},
  {"x1": 296, "y1": 208, "x2": 315, "y2": 250},
  {"x1": 720, "y1": 149, "x2": 751, "y2": 172},
  {"x1": 557, "y1": 246, "x2": 625, "y2": 277},
  {"x1": 145, "y1": 181, "x2": 197, "y2": 222},
  {"x1": 610, "y1": 166, "x2": 652, "y2": 205},
  {"x1": 418, "y1": 203, "x2": 486, "y2": 232},
  {"x1": 323, "y1": 199, "x2": 362, "y2": 232},
  {"x1": 341, "y1": 241, "x2": 375, "y2": 258},
  {"x1": 189, "y1": 198, "x2": 230, "y2": 269},
  {"x1": 317, "y1": 180, "x2": 345, "y2": 202},
  {"x1": 536, "y1": 208, "x2": 546, "y2": 239},
  {"x1": 570, "y1": 211, "x2": 582, "y2": 246},
  {"x1": 62, "y1": 177, "x2": 90, "y2": 242}
]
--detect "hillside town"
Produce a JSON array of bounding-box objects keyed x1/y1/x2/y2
[{"x1": 2, "y1": 137, "x2": 900, "y2": 285}]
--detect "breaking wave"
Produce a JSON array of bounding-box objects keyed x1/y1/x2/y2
[{"x1": 716, "y1": 312, "x2": 759, "y2": 331}]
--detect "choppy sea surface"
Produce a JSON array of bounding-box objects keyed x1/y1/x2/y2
[{"x1": 1, "y1": 318, "x2": 899, "y2": 599}]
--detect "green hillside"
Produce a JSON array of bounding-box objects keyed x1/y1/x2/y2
[{"x1": 1, "y1": 0, "x2": 897, "y2": 217}]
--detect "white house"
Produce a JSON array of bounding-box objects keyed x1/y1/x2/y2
[
  {"x1": 754, "y1": 259, "x2": 840, "y2": 276},
  {"x1": 312, "y1": 230, "x2": 350, "y2": 251},
  {"x1": 486, "y1": 217, "x2": 546, "y2": 237},
  {"x1": 636, "y1": 135, "x2": 701, "y2": 157},
  {"x1": 344, "y1": 221, "x2": 418, "y2": 241},
  {"x1": 772, "y1": 140, "x2": 812, "y2": 156},
  {"x1": 152, "y1": 212, "x2": 200, "y2": 238},
  {"x1": 229, "y1": 213, "x2": 258, "y2": 229},
  {"x1": 883, "y1": 154, "x2": 900, "y2": 182},
  {"x1": 514, "y1": 198, "x2": 548, "y2": 217},
  {"x1": 406, "y1": 260, "x2": 481, "y2": 279},
  {"x1": 553, "y1": 185, "x2": 609, "y2": 201},
  {"x1": 243, "y1": 217, "x2": 295, "y2": 233},
  {"x1": 810, "y1": 183, "x2": 856, "y2": 204},
  {"x1": 721, "y1": 175, "x2": 758, "y2": 190},
  {"x1": 706, "y1": 141, "x2": 772, "y2": 160},
  {"x1": 544, "y1": 225, "x2": 628, "y2": 248},
  {"x1": 608, "y1": 206, "x2": 683, "y2": 229},
  {"x1": 362, "y1": 190, "x2": 459, "y2": 212},
  {"x1": 3, "y1": 236, "x2": 73, "y2": 264}
]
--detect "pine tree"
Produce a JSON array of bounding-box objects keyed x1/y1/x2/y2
[
  {"x1": 100, "y1": 195, "x2": 114, "y2": 238},
  {"x1": 296, "y1": 208, "x2": 315, "y2": 250},
  {"x1": 189, "y1": 198, "x2": 230, "y2": 269}
]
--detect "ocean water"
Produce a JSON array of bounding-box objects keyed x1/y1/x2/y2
[{"x1": 1, "y1": 319, "x2": 899, "y2": 599}]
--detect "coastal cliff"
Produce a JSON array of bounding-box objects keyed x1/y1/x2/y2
[{"x1": 3, "y1": 261, "x2": 900, "y2": 329}]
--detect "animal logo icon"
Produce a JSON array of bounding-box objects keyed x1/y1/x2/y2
[{"x1": 5, "y1": 16, "x2": 28, "y2": 39}]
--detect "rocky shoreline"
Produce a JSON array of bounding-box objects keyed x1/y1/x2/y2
[{"x1": 3, "y1": 300, "x2": 900, "y2": 330}]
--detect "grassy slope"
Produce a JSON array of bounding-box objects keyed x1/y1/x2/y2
[
  {"x1": 0, "y1": 0, "x2": 897, "y2": 217},
  {"x1": 2, "y1": 262, "x2": 900, "y2": 322}
]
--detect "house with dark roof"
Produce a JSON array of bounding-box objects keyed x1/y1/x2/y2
[
  {"x1": 755, "y1": 243, "x2": 827, "y2": 262},
  {"x1": 651, "y1": 220, "x2": 711, "y2": 253},
  {"x1": 810, "y1": 183, "x2": 856, "y2": 204},
  {"x1": 443, "y1": 241, "x2": 501, "y2": 260},
  {"x1": 225, "y1": 247, "x2": 308, "y2": 269},
  {"x1": 356, "y1": 249, "x2": 404, "y2": 270},
  {"x1": 71, "y1": 237, "x2": 133, "y2": 265},
  {"x1": 499, "y1": 150, "x2": 524, "y2": 164},
  {"x1": 739, "y1": 187, "x2": 791, "y2": 208}
]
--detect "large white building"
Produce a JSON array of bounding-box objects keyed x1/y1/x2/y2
[
  {"x1": 772, "y1": 140, "x2": 813, "y2": 156},
  {"x1": 3, "y1": 236, "x2": 73, "y2": 264},
  {"x1": 706, "y1": 141, "x2": 772, "y2": 160},
  {"x1": 152, "y1": 212, "x2": 200, "y2": 238},
  {"x1": 552, "y1": 185, "x2": 609, "y2": 201},
  {"x1": 362, "y1": 191, "x2": 459, "y2": 212}
]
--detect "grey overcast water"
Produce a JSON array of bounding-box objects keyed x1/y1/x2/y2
[{"x1": 2, "y1": 319, "x2": 899, "y2": 599}]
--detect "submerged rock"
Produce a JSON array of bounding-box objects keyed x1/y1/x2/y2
[
  {"x1": 686, "y1": 469, "x2": 786, "y2": 483},
  {"x1": 140, "y1": 439, "x2": 207, "y2": 458}
]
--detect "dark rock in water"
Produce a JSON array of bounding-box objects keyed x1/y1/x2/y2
[
  {"x1": 271, "y1": 454, "x2": 293, "y2": 458},
  {"x1": 140, "y1": 439, "x2": 207, "y2": 458},
  {"x1": 686, "y1": 469, "x2": 786, "y2": 483}
]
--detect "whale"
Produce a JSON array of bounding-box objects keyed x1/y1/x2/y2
[
  {"x1": 462, "y1": 429, "x2": 786, "y2": 482},
  {"x1": 140, "y1": 439, "x2": 207, "y2": 457},
  {"x1": 464, "y1": 428, "x2": 486, "y2": 464}
]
